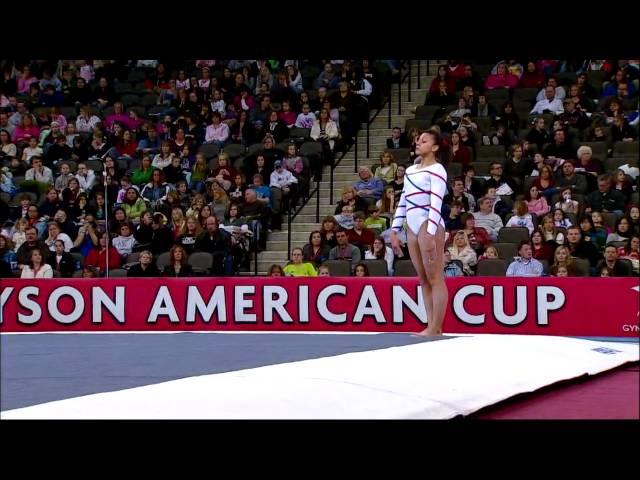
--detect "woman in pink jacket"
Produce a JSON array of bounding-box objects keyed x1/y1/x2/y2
[{"x1": 485, "y1": 62, "x2": 519, "y2": 90}]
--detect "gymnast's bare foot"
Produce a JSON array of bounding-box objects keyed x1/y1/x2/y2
[{"x1": 412, "y1": 327, "x2": 443, "y2": 337}]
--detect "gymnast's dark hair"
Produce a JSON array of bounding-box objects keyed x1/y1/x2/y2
[{"x1": 424, "y1": 126, "x2": 451, "y2": 164}]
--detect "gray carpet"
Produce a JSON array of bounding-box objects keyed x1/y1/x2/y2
[{"x1": 1, "y1": 333, "x2": 453, "y2": 411}]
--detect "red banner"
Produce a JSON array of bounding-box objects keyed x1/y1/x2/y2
[{"x1": 1, "y1": 277, "x2": 638, "y2": 337}]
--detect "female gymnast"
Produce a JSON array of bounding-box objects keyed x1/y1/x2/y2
[{"x1": 391, "y1": 128, "x2": 449, "y2": 336}]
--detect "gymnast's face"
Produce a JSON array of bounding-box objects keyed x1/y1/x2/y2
[{"x1": 415, "y1": 132, "x2": 437, "y2": 157}]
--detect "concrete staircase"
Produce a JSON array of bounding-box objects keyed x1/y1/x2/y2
[{"x1": 251, "y1": 61, "x2": 438, "y2": 274}]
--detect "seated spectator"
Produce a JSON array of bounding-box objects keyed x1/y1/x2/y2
[
  {"x1": 334, "y1": 204, "x2": 355, "y2": 230},
  {"x1": 75, "y1": 162, "x2": 97, "y2": 192},
  {"x1": 543, "y1": 129, "x2": 576, "y2": 163},
  {"x1": 618, "y1": 234, "x2": 639, "y2": 274},
  {"x1": 348, "y1": 212, "x2": 376, "y2": 254},
  {"x1": 364, "y1": 205, "x2": 389, "y2": 234},
  {"x1": 612, "y1": 169, "x2": 634, "y2": 205},
  {"x1": 550, "y1": 265, "x2": 570, "y2": 277},
  {"x1": 210, "y1": 153, "x2": 238, "y2": 191},
  {"x1": 46, "y1": 239, "x2": 76, "y2": 278},
  {"x1": 577, "y1": 214, "x2": 605, "y2": 250},
  {"x1": 485, "y1": 186, "x2": 511, "y2": 220},
  {"x1": 596, "y1": 245, "x2": 632, "y2": 277},
  {"x1": 386, "y1": 126, "x2": 409, "y2": 149},
  {"x1": 485, "y1": 62, "x2": 518, "y2": 90},
  {"x1": 530, "y1": 230, "x2": 554, "y2": 263},
  {"x1": 127, "y1": 250, "x2": 160, "y2": 277},
  {"x1": 606, "y1": 217, "x2": 632, "y2": 244},
  {"x1": 539, "y1": 214, "x2": 567, "y2": 245},
  {"x1": 506, "y1": 241, "x2": 544, "y2": 277},
  {"x1": 505, "y1": 200, "x2": 535, "y2": 234},
  {"x1": 85, "y1": 231, "x2": 122, "y2": 275},
  {"x1": 556, "y1": 162, "x2": 588, "y2": 197},
  {"x1": 328, "y1": 228, "x2": 361, "y2": 270},
  {"x1": 519, "y1": 61, "x2": 545, "y2": 89},
  {"x1": 24, "y1": 156, "x2": 54, "y2": 190},
  {"x1": 44, "y1": 221, "x2": 73, "y2": 252},
  {"x1": 445, "y1": 201, "x2": 464, "y2": 231},
  {"x1": 449, "y1": 132, "x2": 472, "y2": 168},
  {"x1": 137, "y1": 126, "x2": 161, "y2": 157},
  {"x1": 470, "y1": 94, "x2": 495, "y2": 120},
  {"x1": 302, "y1": 230, "x2": 331, "y2": 268},
  {"x1": 317, "y1": 264, "x2": 331, "y2": 276},
  {"x1": 473, "y1": 197, "x2": 504, "y2": 242},
  {"x1": 284, "y1": 247, "x2": 318, "y2": 277},
  {"x1": 363, "y1": 236, "x2": 394, "y2": 275},
  {"x1": 484, "y1": 162, "x2": 517, "y2": 198},
  {"x1": 260, "y1": 110, "x2": 288, "y2": 144},
  {"x1": 295, "y1": 103, "x2": 316, "y2": 129},
  {"x1": 141, "y1": 170, "x2": 171, "y2": 210},
  {"x1": 121, "y1": 187, "x2": 148, "y2": 223},
  {"x1": 320, "y1": 216, "x2": 339, "y2": 249},
  {"x1": 535, "y1": 77, "x2": 566, "y2": 102},
  {"x1": 336, "y1": 186, "x2": 368, "y2": 216},
  {"x1": 611, "y1": 114, "x2": 637, "y2": 143},
  {"x1": 525, "y1": 184, "x2": 550, "y2": 217},
  {"x1": 149, "y1": 212, "x2": 175, "y2": 255},
  {"x1": 448, "y1": 230, "x2": 478, "y2": 275},
  {"x1": 194, "y1": 215, "x2": 230, "y2": 275},
  {"x1": 575, "y1": 145, "x2": 604, "y2": 180},
  {"x1": 373, "y1": 151, "x2": 398, "y2": 184},
  {"x1": 531, "y1": 85, "x2": 564, "y2": 115},
  {"x1": 460, "y1": 212, "x2": 492, "y2": 254},
  {"x1": 21, "y1": 248, "x2": 53, "y2": 279},
  {"x1": 204, "y1": 112, "x2": 230, "y2": 147},
  {"x1": 566, "y1": 226, "x2": 601, "y2": 269},
  {"x1": 112, "y1": 222, "x2": 137, "y2": 258},
  {"x1": 443, "y1": 249, "x2": 464, "y2": 277},
  {"x1": 268, "y1": 264, "x2": 284, "y2": 277},
  {"x1": 584, "y1": 174, "x2": 626, "y2": 217},
  {"x1": 354, "y1": 262, "x2": 370, "y2": 277},
  {"x1": 269, "y1": 159, "x2": 298, "y2": 223},
  {"x1": 163, "y1": 245, "x2": 193, "y2": 277},
  {"x1": 0, "y1": 234, "x2": 16, "y2": 267},
  {"x1": 353, "y1": 166, "x2": 385, "y2": 206}
]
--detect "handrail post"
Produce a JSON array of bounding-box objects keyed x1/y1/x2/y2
[
  {"x1": 354, "y1": 131, "x2": 358, "y2": 174},
  {"x1": 366, "y1": 119, "x2": 370, "y2": 158},
  {"x1": 329, "y1": 155, "x2": 334, "y2": 205},
  {"x1": 387, "y1": 80, "x2": 392, "y2": 129},
  {"x1": 398, "y1": 63, "x2": 402, "y2": 116},
  {"x1": 315, "y1": 175, "x2": 320, "y2": 223},
  {"x1": 286, "y1": 206, "x2": 291, "y2": 270},
  {"x1": 408, "y1": 60, "x2": 412, "y2": 102}
]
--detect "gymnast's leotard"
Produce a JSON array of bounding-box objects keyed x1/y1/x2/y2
[{"x1": 391, "y1": 162, "x2": 447, "y2": 235}]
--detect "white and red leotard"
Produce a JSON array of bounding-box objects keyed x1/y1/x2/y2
[{"x1": 391, "y1": 162, "x2": 447, "y2": 235}]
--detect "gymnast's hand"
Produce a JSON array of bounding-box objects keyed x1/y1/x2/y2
[{"x1": 390, "y1": 230, "x2": 403, "y2": 254}]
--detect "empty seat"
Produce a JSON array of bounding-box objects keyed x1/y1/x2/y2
[
  {"x1": 323, "y1": 259, "x2": 352, "y2": 277},
  {"x1": 393, "y1": 259, "x2": 417, "y2": 277},
  {"x1": 362, "y1": 259, "x2": 388, "y2": 276},
  {"x1": 106, "y1": 268, "x2": 128, "y2": 277},
  {"x1": 498, "y1": 227, "x2": 530, "y2": 244},
  {"x1": 570, "y1": 257, "x2": 591, "y2": 277},
  {"x1": 612, "y1": 141, "x2": 639, "y2": 158},
  {"x1": 198, "y1": 143, "x2": 220, "y2": 159},
  {"x1": 476, "y1": 258, "x2": 509, "y2": 276}
]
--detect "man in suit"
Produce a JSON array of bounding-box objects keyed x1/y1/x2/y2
[{"x1": 386, "y1": 127, "x2": 410, "y2": 149}]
